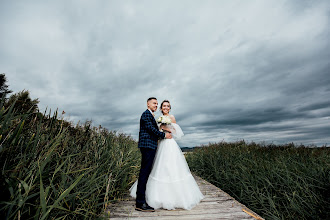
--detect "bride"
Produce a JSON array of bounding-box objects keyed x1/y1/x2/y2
[{"x1": 130, "y1": 100, "x2": 204, "y2": 210}]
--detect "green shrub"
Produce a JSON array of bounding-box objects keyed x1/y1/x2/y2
[
  {"x1": 0, "y1": 99, "x2": 140, "y2": 219},
  {"x1": 186, "y1": 141, "x2": 330, "y2": 220}
]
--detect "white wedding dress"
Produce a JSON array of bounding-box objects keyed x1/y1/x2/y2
[{"x1": 130, "y1": 123, "x2": 204, "y2": 210}]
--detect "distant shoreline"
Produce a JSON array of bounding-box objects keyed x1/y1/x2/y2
[{"x1": 181, "y1": 142, "x2": 329, "y2": 152}]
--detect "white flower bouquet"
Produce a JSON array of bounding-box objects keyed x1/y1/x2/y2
[{"x1": 157, "y1": 115, "x2": 172, "y2": 125}]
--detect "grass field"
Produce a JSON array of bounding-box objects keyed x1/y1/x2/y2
[
  {"x1": 186, "y1": 141, "x2": 330, "y2": 220},
  {"x1": 0, "y1": 99, "x2": 141, "y2": 219}
]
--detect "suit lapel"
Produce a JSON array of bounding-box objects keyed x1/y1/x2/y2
[{"x1": 146, "y1": 109, "x2": 157, "y2": 126}]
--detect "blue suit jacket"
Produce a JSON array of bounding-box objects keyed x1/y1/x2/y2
[{"x1": 138, "y1": 109, "x2": 165, "y2": 149}]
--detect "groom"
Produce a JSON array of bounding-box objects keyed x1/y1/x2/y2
[{"x1": 135, "y1": 97, "x2": 172, "y2": 212}]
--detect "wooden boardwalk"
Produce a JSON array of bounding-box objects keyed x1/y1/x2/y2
[{"x1": 106, "y1": 175, "x2": 264, "y2": 220}]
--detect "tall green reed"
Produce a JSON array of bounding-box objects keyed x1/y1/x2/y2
[
  {"x1": 186, "y1": 141, "x2": 330, "y2": 220},
  {"x1": 0, "y1": 99, "x2": 141, "y2": 219}
]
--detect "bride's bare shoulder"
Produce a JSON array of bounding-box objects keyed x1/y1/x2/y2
[{"x1": 169, "y1": 115, "x2": 176, "y2": 123}]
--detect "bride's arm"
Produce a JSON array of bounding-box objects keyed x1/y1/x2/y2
[
  {"x1": 160, "y1": 124, "x2": 172, "y2": 132},
  {"x1": 170, "y1": 115, "x2": 176, "y2": 123},
  {"x1": 168, "y1": 116, "x2": 184, "y2": 139}
]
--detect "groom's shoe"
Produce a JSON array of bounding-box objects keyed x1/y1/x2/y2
[{"x1": 135, "y1": 203, "x2": 155, "y2": 212}]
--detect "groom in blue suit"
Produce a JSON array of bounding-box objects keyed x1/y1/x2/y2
[{"x1": 136, "y1": 97, "x2": 172, "y2": 212}]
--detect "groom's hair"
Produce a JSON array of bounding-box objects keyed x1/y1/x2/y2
[{"x1": 147, "y1": 97, "x2": 157, "y2": 102}]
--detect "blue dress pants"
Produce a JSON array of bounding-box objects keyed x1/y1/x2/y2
[{"x1": 136, "y1": 147, "x2": 156, "y2": 205}]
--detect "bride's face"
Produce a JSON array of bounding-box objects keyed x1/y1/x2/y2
[{"x1": 161, "y1": 102, "x2": 171, "y2": 114}]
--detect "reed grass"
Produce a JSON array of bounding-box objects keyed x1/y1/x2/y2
[
  {"x1": 0, "y1": 98, "x2": 140, "y2": 219},
  {"x1": 186, "y1": 141, "x2": 330, "y2": 220}
]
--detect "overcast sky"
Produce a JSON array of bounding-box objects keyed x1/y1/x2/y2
[{"x1": 1, "y1": 0, "x2": 330, "y2": 147}]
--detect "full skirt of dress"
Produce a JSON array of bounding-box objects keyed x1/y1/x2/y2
[{"x1": 130, "y1": 138, "x2": 204, "y2": 210}]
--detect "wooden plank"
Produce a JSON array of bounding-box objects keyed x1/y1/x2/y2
[{"x1": 106, "y1": 174, "x2": 264, "y2": 220}]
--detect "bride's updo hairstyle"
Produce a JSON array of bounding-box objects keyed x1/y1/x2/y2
[{"x1": 160, "y1": 100, "x2": 171, "y2": 114}]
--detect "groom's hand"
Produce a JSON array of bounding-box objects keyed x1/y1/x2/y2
[{"x1": 165, "y1": 133, "x2": 172, "y2": 139}]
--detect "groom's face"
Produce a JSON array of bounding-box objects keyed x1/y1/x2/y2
[{"x1": 147, "y1": 99, "x2": 158, "y2": 112}]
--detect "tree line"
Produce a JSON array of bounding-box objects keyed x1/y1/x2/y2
[{"x1": 1, "y1": 73, "x2": 39, "y2": 114}]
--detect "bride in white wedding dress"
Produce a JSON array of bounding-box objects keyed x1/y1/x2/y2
[{"x1": 130, "y1": 100, "x2": 204, "y2": 210}]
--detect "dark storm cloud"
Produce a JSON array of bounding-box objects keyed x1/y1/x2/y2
[
  {"x1": 298, "y1": 101, "x2": 330, "y2": 112},
  {"x1": 1, "y1": 0, "x2": 330, "y2": 147},
  {"x1": 200, "y1": 107, "x2": 307, "y2": 127}
]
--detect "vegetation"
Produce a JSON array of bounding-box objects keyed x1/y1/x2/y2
[
  {"x1": 0, "y1": 73, "x2": 12, "y2": 99},
  {"x1": 0, "y1": 84, "x2": 140, "y2": 219},
  {"x1": 4, "y1": 90, "x2": 39, "y2": 114},
  {"x1": 186, "y1": 141, "x2": 330, "y2": 220}
]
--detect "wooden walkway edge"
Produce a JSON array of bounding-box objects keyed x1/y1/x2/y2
[{"x1": 106, "y1": 174, "x2": 264, "y2": 220}]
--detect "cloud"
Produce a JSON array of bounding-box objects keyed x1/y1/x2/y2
[{"x1": 1, "y1": 0, "x2": 330, "y2": 147}]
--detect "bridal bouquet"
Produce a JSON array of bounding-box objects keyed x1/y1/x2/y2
[{"x1": 157, "y1": 115, "x2": 172, "y2": 124}]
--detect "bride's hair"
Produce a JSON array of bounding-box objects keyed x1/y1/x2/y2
[{"x1": 160, "y1": 100, "x2": 171, "y2": 114}]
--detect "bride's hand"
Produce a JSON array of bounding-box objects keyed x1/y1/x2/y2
[{"x1": 165, "y1": 132, "x2": 172, "y2": 139}]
